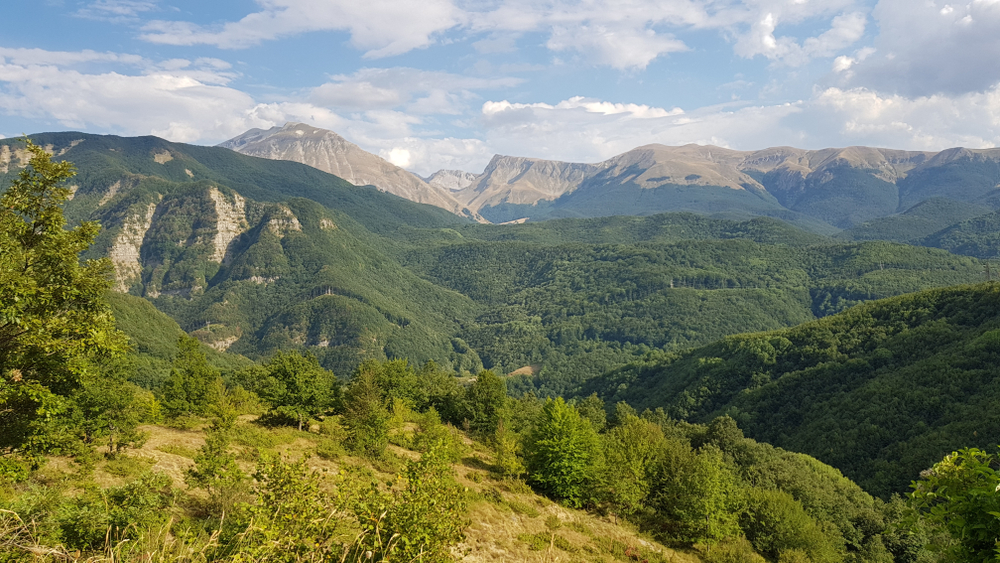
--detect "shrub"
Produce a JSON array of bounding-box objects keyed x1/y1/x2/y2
[
  {"x1": 350, "y1": 441, "x2": 470, "y2": 562},
  {"x1": 59, "y1": 472, "x2": 175, "y2": 551}
]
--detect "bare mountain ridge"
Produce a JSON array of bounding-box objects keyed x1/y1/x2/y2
[
  {"x1": 454, "y1": 144, "x2": 941, "y2": 211},
  {"x1": 219, "y1": 123, "x2": 481, "y2": 221},
  {"x1": 444, "y1": 143, "x2": 1000, "y2": 229},
  {"x1": 219, "y1": 122, "x2": 1000, "y2": 229}
]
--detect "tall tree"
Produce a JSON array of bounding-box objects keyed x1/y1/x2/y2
[
  {"x1": 523, "y1": 397, "x2": 602, "y2": 507},
  {"x1": 465, "y1": 369, "x2": 507, "y2": 435},
  {"x1": 237, "y1": 350, "x2": 339, "y2": 430},
  {"x1": 161, "y1": 334, "x2": 219, "y2": 417},
  {"x1": 0, "y1": 139, "x2": 126, "y2": 460},
  {"x1": 342, "y1": 367, "x2": 390, "y2": 459}
]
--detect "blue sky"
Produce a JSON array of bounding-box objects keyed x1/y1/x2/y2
[{"x1": 2, "y1": 0, "x2": 1000, "y2": 175}]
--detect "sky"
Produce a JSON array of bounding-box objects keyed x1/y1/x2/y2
[{"x1": 2, "y1": 0, "x2": 1000, "y2": 176}]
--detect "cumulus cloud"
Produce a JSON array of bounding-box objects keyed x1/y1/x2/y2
[
  {"x1": 811, "y1": 86, "x2": 1000, "y2": 149},
  {"x1": 845, "y1": 0, "x2": 1000, "y2": 96},
  {"x1": 734, "y1": 10, "x2": 866, "y2": 66},
  {"x1": 140, "y1": 0, "x2": 462, "y2": 57}
]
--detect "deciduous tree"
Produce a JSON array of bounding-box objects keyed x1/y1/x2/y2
[{"x1": 0, "y1": 139, "x2": 126, "y2": 461}]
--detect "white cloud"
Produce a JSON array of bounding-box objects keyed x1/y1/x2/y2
[
  {"x1": 0, "y1": 47, "x2": 144, "y2": 66},
  {"x1": 734, "y1": 11, "x2": 866, "y2": 66},
  {"x1": 76, "y1": 0, "x2": 158, "y2": 21},
  {"x1": 133, "y1": 0, "x2": 868, "y2": 70},
  {"x1": 480, "y1": 95, "x2": 804, "y2": 163},
  {"x1": 546, "y1": 24, "x2": 687, "y2": 69},
  {"x1": 371, "y1": 136, "x2": 492, "y2": 176},
  {"x1": 846, "y1": 0, "x2": 1000, "y2": 95},
  {"x1": 383, "y1": 147, "x2": 412, "y2": 167},
  {"x1": 310, "y1": 67, "x2": 521, "y2": 114},
  {"x1": 140, "y1": 0, "x2": 462, "y2": 57},
  {"x1": 812, "y1": 86, "x2": 1000, "y2": 149}
]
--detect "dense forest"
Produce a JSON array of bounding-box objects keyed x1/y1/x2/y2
[{"x1": 4, "y1": 137, "x2": 1000, "y2": 562}]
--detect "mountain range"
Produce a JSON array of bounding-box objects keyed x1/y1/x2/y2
[{"x1": 220, "y1": 124, "x2": 1000, "y2": 239}]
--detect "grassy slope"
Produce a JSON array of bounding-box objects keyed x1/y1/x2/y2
[
  {"x1": 28, "y1": 421, "x2": 697, "y2": 563},
  {"x1": 582, "y1": 283, "x2": 1000, "y2": 496}
]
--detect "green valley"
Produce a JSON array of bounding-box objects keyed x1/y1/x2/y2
[{"x1": 5, "y1": 134, "x2": 1000, "y2": 563}]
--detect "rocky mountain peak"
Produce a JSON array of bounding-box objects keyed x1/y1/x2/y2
[{"x1": 220, "y1": 123, "x2": 480, "y2": 221}]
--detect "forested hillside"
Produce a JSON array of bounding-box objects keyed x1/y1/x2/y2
[
  {"x1": 3, "y1": 133, "x2": 989, "y2": 390},
  {"x1": 404, "y1": 237, "x2": 981, "y2": 393},
  {"x1": 5, "y1": 136, "x2": 1000, "y2": 563},
  {"x1": 582, "y1": 283, "x2": 1000, "y2": 497}
]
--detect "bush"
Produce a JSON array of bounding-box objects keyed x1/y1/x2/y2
[
  {"x1": 59, "y1": 472, "x2": 175, "y2": 551},
  {"x1": 697, "y1": 537, "x2": 767, "y2": 563},
  {"x1": 350, "y1": 441, "x2": 470, "y2": 562},
  {"x1": 740, "y1": 488, "x2": 842, "y2": 563},
  {"x1": 315, "y1": 438, "x2": 345, "y2": 461}
]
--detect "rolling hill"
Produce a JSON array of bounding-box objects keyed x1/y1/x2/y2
[{"x1": 581, "y1": 283, "x2": 1000, "y2": 496}]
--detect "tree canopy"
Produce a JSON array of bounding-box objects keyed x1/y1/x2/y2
[{"x1": 0, "y1": 139, "x2": 126, "y2": 459}]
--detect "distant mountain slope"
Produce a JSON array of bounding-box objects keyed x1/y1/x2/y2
[
  {"x1": 837, "y1": 198, "x2": 992, "y2": 243},
  {"x1": 581, "y1": 283, "x2": 1000, "y2": 496},
  {"x1": 403, "y1": 228, "x2": 982, "y2": 394},
  {"x1": 424, "y1": 169, "x2": 477, "y2": 191},
  {"x1": 2, "y1": 132, "x2": 989, "y2": 386},
  {"x1": 219, "y1": 123, "x2": 480, "y2": 220},
  {"x1": 921, "y1": 209, "x2": 1000, "y2": 258}
]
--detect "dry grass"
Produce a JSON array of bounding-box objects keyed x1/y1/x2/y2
[{"x1": 3, "y1": 421, "x2": 702, "y2": 563}]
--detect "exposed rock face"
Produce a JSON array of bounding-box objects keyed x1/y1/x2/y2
[
  {"x1": 109, "y1": 202, "x2": 157, "y2": 292},
  {"x1": 266, "y1": 206, "x2": 302, "y2": 236},
  {"x1": 208, "y1": 188, "x2": 247, "y2": 263},
  {"x1": 219, "y1": 122, "x2": 478, "y2": 220},
  {"x1": 454, "y1": 155, "x2": 600, "y2": 212},
  {"x1": 425, "y1": 169, "x2": 478, "y2": 191}
]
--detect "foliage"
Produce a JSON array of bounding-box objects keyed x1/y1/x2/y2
[
  {"x1": 342, "y1": 367, "x2": 390, "y2": 459},
  {"x1": 908, "y1": 447, "x2": 1000, "y2": 562},
  {"x1": 491, "y1": 415, "x2": 525, "y2": 479},
  {"x1": 350, "y1": 441, "x2": 469, "y2": 562},
  {"x1": 235, "y1": 350, "x2": 339, "y2": 430},
  {"x1": 161, "y1": 334, "x2": 221, "y2": 417},
  {"x1": 464, "y1": 369, "x2": 507, "y2": 435},
  {"x1": 66, "y1": 356, "x2": 157, "y2": 454},
  {"x1": 740, "y1": 488, "x2": 842, "y2": 563},
  {"x1": 600, "y1": 413, "x2": 665, "y2": 518},
  {"x1": 186, "y1": 420, "x2": 243, "y2": 497},
  {"x1": 0, "y1": 139, "x2": 127, "y2": 460},
  {"x1": 585, "y1": 283, "x2": 1000, "y2": 497},
  {"x1": 232, "y1": 452, "x2": 347, "y2": 562},
  {"x1": 523, "y1": 397, "x2": 602, "y2": 507},
  {"x1": 58, "y1": 471, "x2": 175, "y2": 551},
  {"x1": 648, "y1": 441, "x2": 741, "y2": 543}
]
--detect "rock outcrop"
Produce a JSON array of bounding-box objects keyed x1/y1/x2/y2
[{"x1": 220, "y1": 123, "x2": 480, "y2": 220}]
